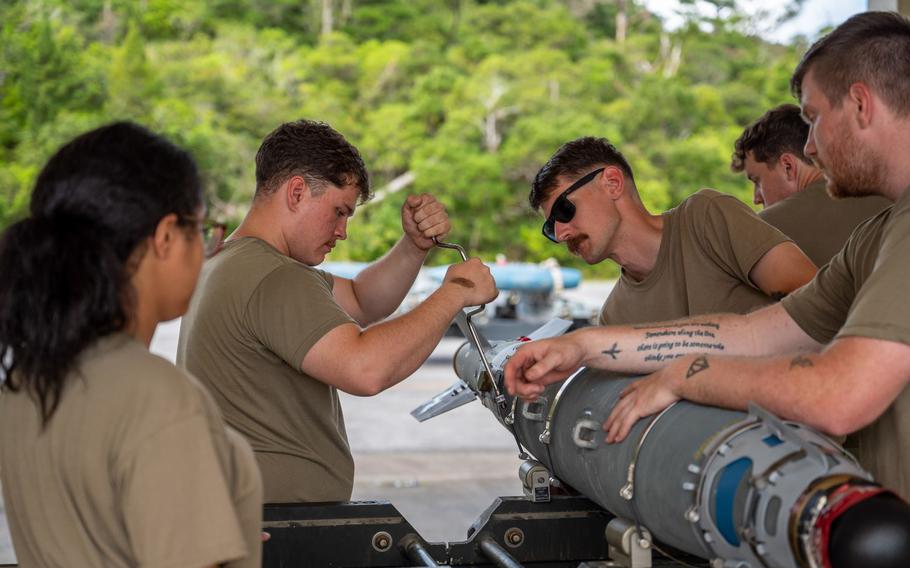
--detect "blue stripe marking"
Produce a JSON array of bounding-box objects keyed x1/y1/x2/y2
[{"x1": 714, "y1": 457, "x2": 752, "y2": 547}]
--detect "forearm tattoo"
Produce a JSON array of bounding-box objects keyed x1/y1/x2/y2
[
  {"x1": 686, "y1": 355, "x2": 710, "y2": 379},
  {"x1": 632, "y1": 321, "x2": 720, "y2": 330},
  {"x1": 632, "y1": 322, "x2": 725, "y2": 363},
  {"x1": 601, "y1": 342, "x2": 621, "y2": 360},
  {"x1": 449, "y1": 277, "x2": 475, "y2": 288},
  {"x1": 789, "y1": 354, "x2": 814, "y2": 370}
]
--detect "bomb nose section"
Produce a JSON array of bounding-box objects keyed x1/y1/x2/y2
[{"x1": 828, "y1": 492, "x2": 910, "y2": 568}]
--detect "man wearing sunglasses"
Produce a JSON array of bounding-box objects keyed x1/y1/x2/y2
[
  {"x1": 507, "y1": 12, "x2": 910, "y2": 500},
  {"x1": 531, "y1": 137, "x2": 817, "y2": 327}
]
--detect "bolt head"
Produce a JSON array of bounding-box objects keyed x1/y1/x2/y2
[
  {"x1": 372, "y1": 531, "x2": 393, "y2": 552},
  {"x1": 504, "y1": 527, "x2": 525, "y2": 548}
]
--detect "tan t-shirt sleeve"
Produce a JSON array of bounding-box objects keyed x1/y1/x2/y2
[
  {"x1": 780, "y1": 212, "x2": 890, "y2": 344},
  {"x1": 692, "y1": 191, "x2": 791, "y2": 285},
  {"x1": 780, "y1": 246, "x2": 857, "y2": 344},
  {"x1": 118, "y1": 415, "x2": 248, "y2": 568},
  {"x1": 245, "y1": 263, "x2": 355, "y2": 368},
  {"x1": 837, "y1": 199, "x2": 910, "y2": 346}
]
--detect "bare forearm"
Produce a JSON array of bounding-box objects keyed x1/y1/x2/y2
[
  {"x1": 672, "y1": 352, "x2": 844, "y2": 434},
  {"x1": 680, "y1": 354, "x2": 802, "y2": 412},
  {"x1": 576, "y1": 313, "x2": 756, "y2": 373},
  {"x1": 355, "y1": 284, "x2": 463, "y2": 393},
  {"x1": 351, "y1": 237, "x2": 427, "y2": 324},
  {"x1": 677, "y1": 336, "x2": 909, "y2": 437},
  {"x1": 579, "y1": 304, "x2": 817, "y2": 373}
]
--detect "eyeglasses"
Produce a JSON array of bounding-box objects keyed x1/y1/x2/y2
[
  {"x1": 177, "y1": 216, "x2": 227, "y2": 258},
  {"x1": 541, "y1": 167, "x2": 604, "y2": 243},
  {"x1": 201, "y1": 220, "x2": 227, "y2": 258}
]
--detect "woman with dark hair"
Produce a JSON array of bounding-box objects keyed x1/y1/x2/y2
[{"x1": 0, "y1": 122, "x2": 261, "y2": 567}]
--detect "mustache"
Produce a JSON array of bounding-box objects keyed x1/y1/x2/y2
[{"x1": 567, "y1": 235, "x2": 586, "y2": 254}]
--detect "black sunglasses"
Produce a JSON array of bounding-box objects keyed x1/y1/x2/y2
[{"x1": 541, "y1": 167, "x2": 604, "y2": 243}]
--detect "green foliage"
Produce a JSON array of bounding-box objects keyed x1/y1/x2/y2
[{"x1": 0, "y1": 0, "x2": 807, "y2": 277}]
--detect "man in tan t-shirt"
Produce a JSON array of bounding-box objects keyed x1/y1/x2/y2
[
  {"x1": 731, "y1": 103, "x2": 889, "y2": 267},
  {"x1": 178, "y1": 120, "x2": 497, "y2": 503},
  {"x1": 529, "y1": 137, "x2": 817, "y2": 327},
  {"x1": 504, "y1": 12, "x2": 910, "y2": 499}
]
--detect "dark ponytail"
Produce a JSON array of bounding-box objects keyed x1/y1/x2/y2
[{"x1": 0, "y1": 122, "x2": 202, "y2": 423}]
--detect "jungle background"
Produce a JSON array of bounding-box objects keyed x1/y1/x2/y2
[{"x1": 0, "y1": 0, "x2": 815, "y2": 277}]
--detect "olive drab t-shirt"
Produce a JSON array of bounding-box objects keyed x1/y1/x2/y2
[
  {"x1": 759, "y1": 180, "x2": 890, "y2": 268},
  {"x1": 599, "y1": 189, "x2": 792, "y2": 326},
  {"x1": 177, "y1": 237, "x2": 356, "y2": 503},
  {"x1": 0, "y1": 334, "x2": 262, "y2": 568},
  {"x1": 782, "y1": 190, "x2": 910, "y2": 499}
]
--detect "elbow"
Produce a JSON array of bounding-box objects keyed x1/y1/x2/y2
[
  {"x1": 822, "y1": 412, "x2": 869, "y2": 438},
  {"x1": 810, "y1": 403, "x2": 866, "y2": 438},
  {"x1": 817, "y1": 417, "x2": 857, "y2": 439},
  {"x1": 344, "y1": 369, "x2": 389, "y2": 397}
]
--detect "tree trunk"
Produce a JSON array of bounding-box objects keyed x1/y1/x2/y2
[
  {"x1": 615, "y1": 0, "x2": 627, "y2": 43},
  {"x1": 98, "y1": 0, "x2": 117, "y2": 43},
  {"x1": 321, "y1": 0, "x2": 334, "y2": 37}
]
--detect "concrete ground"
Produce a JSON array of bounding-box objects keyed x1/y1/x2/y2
[
  {"x1": 0, "y1": 281, "x2": 613, "y2": 563},
  {"x1": 339, "y1": 336, "x2": 524, "y2": 542}
]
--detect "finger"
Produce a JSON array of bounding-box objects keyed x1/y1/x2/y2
[
  {"x1": 533, "y1": 369, "x2": 572, "y2": 386},
  {"x1": 524, "y1": 350, "x2": 565, "y2": 382},
  {"x1": 418, "y1": 218, "x2": 450, "y2": 238},
  {"x1": 406, "y1": 193, "x2": 427, "y2": 208},
  {"x1": 517, "y1": 385, "x2": 543, "y2": 401},
  {"x1": 607, "y1": 403, "x2": 633, "y2": 444},
  {"x1": 262, "y1": 531, "x2": 271, "y2": 542},
  {"x1": 416, "y1": 209, "x2": 448, "y2": 231},
  {"x1": 618, "y1": 382, "x2": 637, "y2": 399},
  {"x1": 504, "y1": 357, "x2": 530, "y2": 395},
  {"x1": 603, "y1": 395, "x2": 629, "y2": 437},
  {"x1": 504, "y1": 362, "x2": 517, "y2": 394},
  {"x1": 409, "y1": 196, "x2": 436, "y2": 218},
  {"x1": 511, "y1": 378, "x2": 537, "y2": 399},
  {"x1": 614, "y1": 408, "x2": 642, "y2": 444},
  {"x1": 517, "y1": 382, "x2": 544, "y2": 399},
  {"x1": 412, "y1": 201, "x2": 445, "y2": 223}
]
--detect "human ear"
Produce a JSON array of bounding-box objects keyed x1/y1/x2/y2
[
  {"x1": 151, "y1": 213, "x2": 179, "y2": 259},
  {"x1": 285, "y1": 176, "x2": 308, "y2": 212},
  {"x1": 602, "y1": 166, "x2": 626, "y2": 199},
  {"x1": 848, "y1": 82, "x2": 874, "y2": 129},
  {"x1": 779, "y1": 154, "x2": 796, "y2": 181}
]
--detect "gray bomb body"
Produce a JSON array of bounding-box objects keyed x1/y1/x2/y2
[{"x1": 454, "y1": 339, "x2": 872, "y2": 567}]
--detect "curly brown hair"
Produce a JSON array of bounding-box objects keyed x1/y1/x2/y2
[
  {"x1": 255, "y1": 119, "x2": 371, "y2": 203},
  {"x1": 731, "y1": 104, "x2": 813, "y2": 172}
]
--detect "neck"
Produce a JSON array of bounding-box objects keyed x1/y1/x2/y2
[
  {"x1": 879, "y1": 132, "x2": 910, "y2": 201},
  {"x1": 609, "y1": 207, "x2": 664, "y2": 282},
  {"x1": 230, "y1": 201, "x2": 290, "y2": 255},
  {"x1": 797, "y1": 166, "x2": 826, "y2": 191},
  {"x1": 126, "y1": 286, "x2": 159, "y2": 347},
  {"x1": 881, "y1": 172, "x2": 910, "y2": 202},
  {"x1": 863, "y1": 118, "x2": 910, "y2": 202}
]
